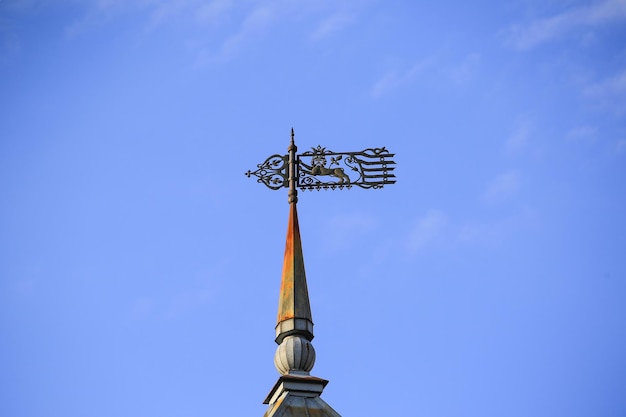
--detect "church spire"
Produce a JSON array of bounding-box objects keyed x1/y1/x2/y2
[
  {"x1": 263, "y1": 132, "x2": 341, "y2": 417},
  {"x1": 275, "y1": 130, "x2": 313, "y2": 349},
  {"x1": 274, "y1": 201, "x2": 315, "y2": 373},
  {"x1": 246, "y1": 130, "x2": 395, "y2": 416}
]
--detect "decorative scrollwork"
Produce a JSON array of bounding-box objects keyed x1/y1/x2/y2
[
  {"x1": 246, "y1": 139, "x2": 396, "y2": 194},
  {"x1": 245, "y1": 154, "x2": 289, "y2": 190},
  {"x1": 297, "y1": 146, "x2": 396, "y2": 191}
]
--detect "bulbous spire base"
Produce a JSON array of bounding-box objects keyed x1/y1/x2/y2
[{"x1": 274, "y1": 335, "x2": 316, "y2": 375}]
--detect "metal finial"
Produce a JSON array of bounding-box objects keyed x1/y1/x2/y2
[
  {"x1": 288, "y1": 129, "x2": 298, "y2": 204},
  {"x1": 246, "y1": 129, "x2": 396, "y2": 198}
]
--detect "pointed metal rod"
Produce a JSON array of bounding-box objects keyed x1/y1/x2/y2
[
  {"x1": 287, "y1": 128, "x2": 298, "y2": 204},
  {"x1": 245, "y1": 129, "x2": 396, "y2": 196}
]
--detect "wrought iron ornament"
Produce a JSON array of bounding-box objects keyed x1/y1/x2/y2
[{"x1": 245, "y1": 129, "x2": 396, "y2": 196}]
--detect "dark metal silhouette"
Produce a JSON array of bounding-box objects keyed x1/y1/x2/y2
[{"x1": 246, "y1": 129, "x2": 396, "y2": 198}]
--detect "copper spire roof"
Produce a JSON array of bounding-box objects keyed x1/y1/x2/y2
[
  {"x1": 263, "y1": 133, "x2": 341, "y2": 417},
  {"x1": 246, "y1": 129, "x2": 395, "y2": 415},
  {"x1": 275, "y1": 202, "x2": 314, "y2": 344}
]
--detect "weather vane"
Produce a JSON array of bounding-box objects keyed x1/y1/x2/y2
[{"x1": 245, "y1": 128, "x2": 396, "y2": 202}]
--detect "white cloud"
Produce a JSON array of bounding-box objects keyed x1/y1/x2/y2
[
  {"x1": 165, "y1": 284, "x2": 216, "y2": 319},
  {"x1": 504, "y1": 0, "x2": 626, "y2": 49},
  {"x1": 457, "y1": 205, "x2": 535, "y2": 245},
  {"x1": 146, "y1": 0, "x2": 189, "y2": 29},
  {"x1": 195, "y1": 0, "x2": 233, "y2": 25},
  {"x1": 321, "y1": 212, "x2": 378, "y2": 252},
  {"x1": 566, "y1": 125, "x2": 598, "y2": 143},
  {"x1": 126, "y1": 257, "x2": 228, "y2": 321},
  {"x1": 407, "y1": 209, "x2": 447, "y2": 252},
  {"x1": 219, "y1": 4, "x2": 276, "y2": 58},
  {"x1": 404, "y1": 206, "x2": 536, "y2": 255},
  {"x1": 457, "y1": 221, "x2": 499, "y2": 245},
  {"x1": 583, "y1": 69, "x2": 626, "y2": 114},
  {"x1": 66, "y1": 0, "x2": 229, "y2": 37},
  {"x1": 65, "y1": 0, "x2": 125, "y2": 36},
  {"x1": 64, "y1": 0, "x2": 367, "y2": 64},
  {"x1": 193, "y1": 2, "x2": 280, "y2": 65},
  {"x1": 483, "y1": 170, "x2": 522, "y2": 205},
  {"x1": 310, "y1": 12, "x2": 354, "y2": 40},
  {"x1": 129, "y1": 271, "x2": 223, "y2": 321},
  {"x1": 14, "y1": 278, "x2": 36, "y2": 295},
  {"x1": 194, "y1": 1, "x2": 350, "y2": 65},
  {"x1": 130, "y1": 296, "x2": 156, "y2": 320},
  {"x1": 370, "y1": 59, "x2": 433, "y2": 98},
  {"x1": 505, "y1": 120, "x2": 532, "y2": 156},
  {"x1": 447, "y1": 53, "x2": 481, "y2": 86}
]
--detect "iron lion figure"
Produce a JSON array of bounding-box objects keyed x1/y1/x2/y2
[{"x1": 310, "y1": 165, "x2": 350, "y2": 184}]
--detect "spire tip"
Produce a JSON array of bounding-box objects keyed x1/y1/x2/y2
[{"x1": 288, "y1": 128, "x2": 297, "y2": 203}]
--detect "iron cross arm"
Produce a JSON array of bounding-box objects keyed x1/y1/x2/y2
[{"x1": 245, "y1": 143, "x2": 396, "y2": 191}]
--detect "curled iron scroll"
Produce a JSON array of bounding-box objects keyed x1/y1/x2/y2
[{"x1": 245, "y1": 154, "x2": 289, "y2": 190}]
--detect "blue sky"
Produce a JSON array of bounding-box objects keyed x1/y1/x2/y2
[{"x1": 1, "y1": 1, "x2": 625, "y2": 416}]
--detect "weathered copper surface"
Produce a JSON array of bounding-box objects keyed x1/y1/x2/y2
[
  {"x1": 249, "y1": 131, "x2": 371, "y2": 417},
  {"x1": 263, "y1": 374, "x2": 328, "y2": 404},
  {"x1": 263, "y1": 393, "x2": 342, "y2": 417},
  {"x1": 275, "y1": 202, "x2": 314, "y2": 343},
  {"x1": 263, "y1": 375, "x2": 340, "y2": 417}
]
